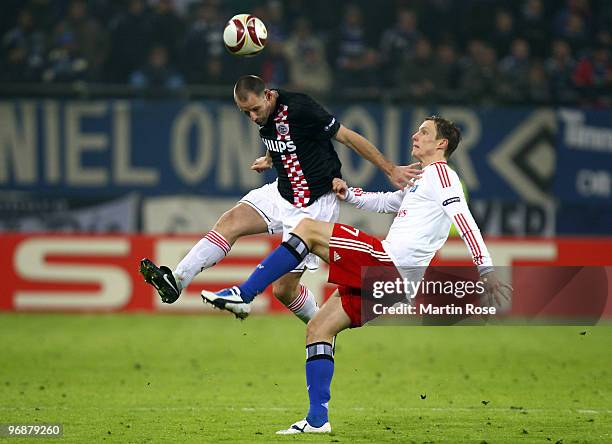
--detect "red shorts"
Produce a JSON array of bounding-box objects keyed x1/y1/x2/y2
[{"x1": 329, "y1": 223, "x2": 397, "y2": 327}]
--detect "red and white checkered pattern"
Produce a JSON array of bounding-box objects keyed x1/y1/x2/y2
[
  {"x1": 274, "y1": 104, "x2": 290, "y2": 141},
  {"x1": 274, "y1": 105, "x2": 310, "y2": 207},
  {"x1": 281, "y1": 153, "x2": 310, "y2": 207}
]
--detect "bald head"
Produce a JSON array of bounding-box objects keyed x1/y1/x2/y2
[{"x1": 234, "y1": 75, "x2": 266, "y2": 102}]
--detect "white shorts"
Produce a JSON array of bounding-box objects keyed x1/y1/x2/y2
[{"x1": 239, "y1": 180, "x2": 339, "y2": 271}]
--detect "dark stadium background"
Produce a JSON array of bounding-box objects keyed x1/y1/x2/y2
[{"x1": 0, "y1": 1, "x2": 611, "y2": 442}]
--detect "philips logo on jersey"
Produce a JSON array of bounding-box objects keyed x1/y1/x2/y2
[
  {"x1": 442, "y1": 197, "x2": 460, "y2": 206},
  {"x1": 262, "y1": 137, "x2": 296, "y2": 153}
]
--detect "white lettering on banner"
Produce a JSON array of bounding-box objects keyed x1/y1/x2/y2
[
  {"x1": 171, "y1": 104, "x2": 214, "y2": 184},
  {"x1": 218, "y1": 105, "x2": 263, "y2": 189},
  {"x1": 336, "y1": 107, "x2": 377, "y2": 184},
  {"x1": 0, "y1": 101, "x2": 37, "y2": 184},
  {"x1": 154, "y1": 239, "x2": 271, "y2": 311},
  {"x1": 44, "y1": 101, "x2": 60, "y2": 184},
  {"x1": 14, "y1": 238, "x2": 131, "y2": 309},
  {"x1": 576, "y1": 169, "x2": 611, "y2": 197},
  {"x1": 561, "y1": 109, "x2": 612, "y2": 152},
  {"x1": 113, "y1": 101, "x2": 159, "y2": 185},
  {"x1": 470, "y1": 200, "x2": 556, "y2": 236},
  {"x1": 66, "y1": 102, "x2": 109, "y2": 185}
]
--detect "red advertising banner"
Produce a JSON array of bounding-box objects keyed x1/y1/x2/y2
[{"x1": 1, "y1": 234, "x2": 611, "y2": 316}]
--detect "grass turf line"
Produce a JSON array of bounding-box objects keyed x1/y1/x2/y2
[{"x1": 1, "y1": 314, "x2": 611, "y2": 443}]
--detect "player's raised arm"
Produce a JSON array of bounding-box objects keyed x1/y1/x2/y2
[
  {"x1": 334, "y1": 125, "x2": 422, "y2": 189},
  {"x1": 332, "y1": 178, "x2": 404, "y2": 213}
]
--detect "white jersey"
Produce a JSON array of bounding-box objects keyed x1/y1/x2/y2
[{"x1": 344, "y1": 161, "x2": 493, "y2": 273}]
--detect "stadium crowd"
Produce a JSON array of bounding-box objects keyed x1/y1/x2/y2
[{"x1": 1, "y1": 0, "x2": 611, "y2": 106}]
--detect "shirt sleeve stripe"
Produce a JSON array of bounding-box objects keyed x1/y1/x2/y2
[
  {"x1": 434, "y1": 163, "x2": 451, "y2": 188},
  {"x1": 453, "y1": 213, "x2": 483, "y2": 265},
  {"x1": 457, "y1": 213, "x2": 484, "y2": 265},
  {"x1": 457, "y1": 214, "x2": 482, "y2": 261}
]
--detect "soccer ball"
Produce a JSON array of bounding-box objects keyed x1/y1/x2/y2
[{"x1": 223, "y1": 14, "x2": 267, "y2": 57}]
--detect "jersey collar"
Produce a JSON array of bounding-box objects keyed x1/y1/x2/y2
[{"x1": 423, "y1": 160, "x2": 447, "y2": 168}]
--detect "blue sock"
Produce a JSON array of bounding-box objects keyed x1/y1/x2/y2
[
  {"x1": 305, "y1": 342, "x2": 334, "y2": 427},
  {"x1": 238, "y1": 234, "x2": 309, "y2": 302}
]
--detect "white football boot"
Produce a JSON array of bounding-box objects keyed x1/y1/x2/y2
[
  {"x1": 276, "y1": 419, "x2": 331, "y2": 435},
  {"x1": 201, "y1": 287, "x2": 251, "y2": 320}
]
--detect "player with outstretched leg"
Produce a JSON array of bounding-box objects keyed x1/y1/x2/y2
[
  {"x1": 141, "y1": 75, "x2": 421, "y2": 323},
  {"x1": 202, "y1": 116, "x2": 512, "y2": 433}
]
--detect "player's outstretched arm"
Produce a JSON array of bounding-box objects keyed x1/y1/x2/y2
[
  {"x1": 334, "y1": 125, "x2": 421, "y2": 188},
  {"x1": 332, "y1": 178, "x2": 404, "y2": 213}
]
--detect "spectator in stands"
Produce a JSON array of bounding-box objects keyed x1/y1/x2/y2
[
  {"x1": 546, "y1": 39, "x2": 578, "y2": 104},
  {"x1": 519, "y1": 0, "x2": 551, "y2": 58},
  {"x1": 573, "y1": 44, "x2": 612, "y2": 106},
  {"x1": 1, "y1": 8, "x2": 46, "y2": 82},
  {"x1": 526, "y1": 60, "x2": 552, "y2": 104},
  {"x1": 462, "y1": 0, "x2": 499, "y2": 41},
  {"x1": 284, "y1": 18, "x2": 331, "y2": 95},
  {"x1": 491, "y1": 9, "x2": 517, "y2": 57},
  {"x1": 397, "y1": 38, "x2": 439, "y2": 101},
  {"x1": 595, "y1": 2, "x2": 612, "y2": 50},
  {"x1": 149, "y1": 0, "x2": 185, "y2": 65},
  {"x1": 259, "y1": 0, "x2": 290, "y2": 88},
  {"x1": 107, "y1": 0, "x2": 152, "y2": 83},
  {"x1": 460, "y1": 40, "x2": 500, "y2": 105},
  {"x1": 434, "y1": 42, "x2": 462, "y2": 101},
  {"x1": 52, "y1": 0, "x2": 109, "y2": 81},
  {"x1": 43, "y1": 26, "x2": 89, "y2": 83},
  {"x1": 554, "y1": 0, "x2": 593, "y2": 36},
  {"x1": 555, "y1": 10, "x2": 591, "y2": 54},
  {"x1": 263, "y1": 0, "x2": 288, "y2": 44},
  {"x1": 0, "y1": 0, "x2": 610, "y2": 108},
  {"x1": 130, "y1": 44, "x2": 184, "y2": 92},
  {"x1": 329, "y1": 4, "x2": 379, "y2": 91},
  {"x1": 417, "y1": 0, "x2": 460, "y2": 46},
  {"x1": 181, "y1": 0, "x2": 226, "y2": 84},
  {"x1": 379, "y1": 8, "x2": 421, "y2": 87},
  {"x1": 498, "y1": 38, "x2": 532, "y2": 103}
]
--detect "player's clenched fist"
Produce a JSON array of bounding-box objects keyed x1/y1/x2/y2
[
  {"x1": 250, "y1": 153, "x2": 272, "y2": 173},
  {"x1": 332, "y1": 178, "x2": 348, "y2": 200}
]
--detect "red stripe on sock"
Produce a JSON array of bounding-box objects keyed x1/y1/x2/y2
[
  {"x1": 287, "y1": 285, "x2": 308, "y2": 311},
  {"x1": 205, "y1": 230, "x2": 231, "y2": 254}
]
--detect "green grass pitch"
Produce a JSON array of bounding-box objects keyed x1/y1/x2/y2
[{"x1": 1, "y1": 314, "x2": 611, "y2": 443}]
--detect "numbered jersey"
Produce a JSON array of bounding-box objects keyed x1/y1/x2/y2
[{"x1": 259, "y1": 90, "x2": 341, "y2": 207}]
